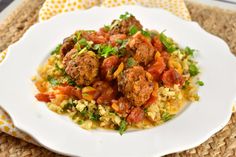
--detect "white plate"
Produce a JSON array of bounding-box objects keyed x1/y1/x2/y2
[{"x1": 0, "y1": 6, "x2": 236, "y2": 157}]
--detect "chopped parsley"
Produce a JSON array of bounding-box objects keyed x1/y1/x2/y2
[
  {"x1": 62, "y1": 101, "x2": 76, "y2": 111},
  {"x1": 77, "y1": 120, "x2": 84, "y2": 125},
  {"x1": 118, "y1": 39, "x2": 128, "y2": 57},
  {"x1": 110, "y1": 20, "x2": 120, "y2": 30},
  {"x1": 50, "y1": 44, "x2": 62, "y2": 55},
  {"x1": 160, "y1": 32, "x2": 178, "y2": 53},
  {"x1": 66, "y1": 77, "x2": 77, "y2": 86},
  {"x1": 55, "y1": 63, "x2": 66, "y2": 75},
  {"x1": 92, "y1": 44, "x2": 101, "y2": 50},
  {"x1": 89, "y1": 113, "x2": 100, "y2": 121},
  {"x1": 104, "y1": 25, "x2": 111, "y2": 31},
  {"x1": 127, "y1": 57, "x2": 137, "y2": 67},
  {"x1": 79, "y1": 38, "x2": 87, "y2": 46},
  {"x1": 189, "y1": 63, "x2": 199, "y2": 76},
  {"x1": 98, "y1": 45, "x2": 118, "y2": 58},
  {"x1": 161, "y1": 112, "x2": 175, "y2": 122},
  {"x1": 129, "y1": 25, "x2": 138, "y2": 35},
  {"x1": 78, "y1": 38, "x2": 93, "y2": 49},
  {"x1": 119, "y1": 12, "x2": 133, "y2": 20},
  {"x1": 81, "y1": 107, "x2": 88, "y2": 116},
  {"x1": 47, "y1": 76, "x2": 59, "y2": 86},
  {"x1": 119, "y1": 120, "x2": 127, "y2": 135},
  {"x1": 197, "y1": 80, "x2": 204, "y2": 86},
  {"x1": 144, "y1": 108, "x2": 148, "y2": 113},
  {"x1": 182, "y1": 80, "x2": 190, "y2": 89},
  {"x1": 116, "y1": 39, "x2": 123, "y2": 44},
  {"x1": 185, "y1": 47, "x2": 195, "y2": 56},
  {"x1": 141, "y1": 30, "x2": 151, "y2": 37}
]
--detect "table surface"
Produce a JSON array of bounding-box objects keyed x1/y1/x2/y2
[{"x1": 0, "y1": 0, "x2": 13, "y2": 12}]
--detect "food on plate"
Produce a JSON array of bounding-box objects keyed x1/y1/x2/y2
[{"x1": 34, "y1": 12, "x2": 202, "y2": 134}]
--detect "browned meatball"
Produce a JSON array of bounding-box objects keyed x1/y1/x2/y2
[
  {"x1": 63, "y1": 50, "x2": 99, "y2": 86},
  {"x1": 110, "y1": 16, "x2": 143, "y2": 35},
  {"x1": 60, "y1": 37, "x2": 75, "y2": 57},
  {"x1": 117, "y1": 66, "x2": 154, "y2": 106},
  {"x1": 128, "y1": 32, "x2": 155, "y2": 65}
]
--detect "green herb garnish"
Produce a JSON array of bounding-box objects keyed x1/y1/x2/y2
[
  {"x1": 110, "y1": 20, "x2": 120, "y2": 30},
  {"x1": 119, "y1": 39, "x2": 128, "y2": 49},
  {"x1": 119, "y1": 120, "x2": 127, "y2": 135},
  {"x1": 141, "y1": 30, "x2": 151, "y2": 37},
  {"x1": 129, "y1": 25, "x2": 138, "y2": 35},
  {"x1": 77, "y1": 120, "x2": 84, "y2": 125},
  {"x1": 161, "y1": 112, "x2": 175, "y2": 122},
  {"x1": 78, "y1": 38, "x2": 93, "y2": 49},
  {"x1": 80, "y1": 107, "x2": 88, "y2": 116},
  {"x1": 185, "y1": 47, "x2": 195, "y2": 56},
  {"x1": 182, "y1": 80, "x2": 190, "y2": 89},
  {"x1": 79, "y1": 38, "x2": 87, "y2": 46},
  {"x1": 47, "y1": 76, "x2": 59, "y2": 86},
  {"x1": 116, "y1": 39, "x2": 123, "y2": 44},
  {"x1": 92, "y1": 44, "x2": 101, "y2": 50},
  {"x1": 98, "y1": 45, "x2": 118, "y2": 58},
  {"x1": 51, "y1": 44, "x2": 62, "y2": 55},
  {"x1": 89, "y1": 113, "x2": 100, "y2": 121},
  {"x1": 119, "y1": 12, "x2": 133, "y2": 20},
  {"x1": 160, "y1": 32, "x2": 178, "y2": 53},
  {"x1": 55, "y1": 63, "x2": 66, "y2": 75},
  {"x1": 62, "y1": 102, "x2": 76, "y2": 111},
  {"x1": 127, "y1": 57, "x2": 137, "y2": 67},
  {"x1": 67, "y1": 77, "x2": 77, "y2": 86},
  {"x1": 197, "y1": 80, "x2": 204, "y2": 86},
  {"x1": 189, "y1": 64, "x2": 199, "y2": 76},
  {"x1": 144, "y1": 108, "x2": 148, "y2": 113},
  {"x1": 104, "y1": 25, "x2": 111, "y2": 31}
]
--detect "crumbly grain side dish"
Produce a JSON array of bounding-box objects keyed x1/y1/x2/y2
[{"x1": 33, "y1": 12, "x2": 203, "y2": 135}]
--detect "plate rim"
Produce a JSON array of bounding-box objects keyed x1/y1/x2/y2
[{"x1": 0, "y1": 5, "x2": 236, "y2": 157}]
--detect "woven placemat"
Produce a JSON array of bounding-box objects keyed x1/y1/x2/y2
[{"x1": 0, "y1": 0, "x2": 236, "y2": 156}]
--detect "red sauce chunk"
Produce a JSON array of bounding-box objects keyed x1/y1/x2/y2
[
  {"x1": 162, "y1": 68, "x2": 184, "y2": 87},
  {"x1": 127, "y1": 107, "x2": 144, "y2": 123},
  {"x1": 147, "y1": 57, "x2": 166, "y2": 81},
  {"x1": 35, "y1": 93, "x2": 55, "y2": 103}
]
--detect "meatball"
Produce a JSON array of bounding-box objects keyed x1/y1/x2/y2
[
  {"x1": 110, "y1": 16, "x2": 143, "y2": 35},
  {"x1": 60, "y1": 37, "x2": 75, "y2": 57},
  {"x1": 118, "y1": 66, "x2": 154, "y2": 106},
  {"x1": 63, "y1": 50, "x2": 99, "y2": 86},
  {"x1": 128, "y1": 32, "x2": 155, "y2": 65}
]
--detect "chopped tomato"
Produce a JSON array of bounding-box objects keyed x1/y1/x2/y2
[
  {"x1": 161, "y1": 51, "x2": 170, "y2": 63},
  {"x1": 35, "y1": 81, "x2": 47, "y2": 93},
  {"x1": 93, "y1": 81, "x2": 117, "y2": 105},
  {"x1": 81, "y1": 86, "x2": 96, "y2": 101},
  {"x1": 97, "y1": 88, "x2": 116, "y2": 104},
  {"x1": 127, "y1": 107, "x2": 144, "y2": 123},
  {"x1": 101, "y1": 55, "x2": 119, "y2": 80},
  {"x1": 116, "y1": 97, "x2": 131, "y2": 115},
  {"x1": 147, "y1": 57, "x2": 166, "y2": 81},
  {"x1": 109, "y1": 34, "x2": 127, "y2": 46},
  {"x1": 35, "y1": 93, "x2": 55, "y2": 103},
  {"x1": 82, "y1": 31, "x2": 107, "y2": 44},
  {"x1": 162, "y1": 68, "x2": 184, "y2": 87},
  {"x1": 152, "y1": 36, "x2": 163, "y2": 52},
  {"x1": 56, "y1": 86, "x2": 82, "y2": 99},
  {"x1": 97, "y1": 28, "x2": 110, "y2": 39},
  {"x1": 143, "y1": 95, "x2": 157, "y2": 108}
]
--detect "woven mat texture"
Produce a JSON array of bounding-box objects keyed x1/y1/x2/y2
[{"x1": 0, "y1": 0, "x2": 236, "y2": 156}]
